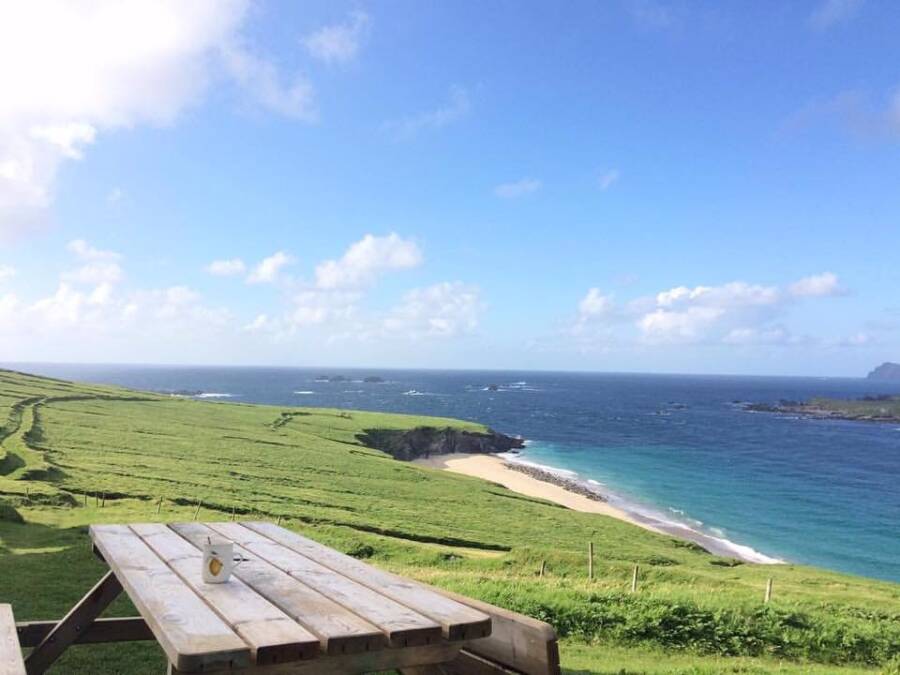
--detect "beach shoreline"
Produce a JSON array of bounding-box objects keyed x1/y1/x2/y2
[{"x1": 413, "y1": 453, "x2": 781, "y2": 564}]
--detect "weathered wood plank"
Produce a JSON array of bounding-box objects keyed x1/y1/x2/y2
[
  {"x1": 169, "y1": 522, "x2": 385, "y2": 656},
  {"x1": 0, "y1": 605, "x2": 25, "y2": 675},
  {"x1": 427, "y1": 587, "x2": 560, "y2": 675},
  {"x1": 170, "y1": 643, "x2": 461, "y2": 675},
  {"x1": 89, "y1": 524, "x2": 250, "y2": 672},
  {"x1": 23, "y1": 571, "x2": 122, "y2": 675},
  {"x1": 244, "y1": 521, "x2": 491, "y2": 642},
  {"x1": 16, "y1": 617, "x2": 153, "y2": 648},
  {"x1": 131, "y1": 523, "x2": 319, "y2": 665},
  {"x1": 204, "y1": 522, "x2": 442, "y2": 648}
]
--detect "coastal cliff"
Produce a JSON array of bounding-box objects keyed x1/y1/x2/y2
[
  {"x1": 867, "y1": 362, "x2": 900, "y2": 380},
  {"x1": 357, "y1": 426, "x2": 524, "y2": 461}
]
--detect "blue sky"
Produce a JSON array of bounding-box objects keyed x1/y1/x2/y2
[{"x1": 1, "y1": 0, "x2": 898, "y2": 375}]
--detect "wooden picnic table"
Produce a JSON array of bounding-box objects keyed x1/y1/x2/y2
[{"x1": 22, "y1": 521, "x2": 497, "y2": 674}]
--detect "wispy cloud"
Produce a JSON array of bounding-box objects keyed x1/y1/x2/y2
[
  {"x1": 247, "y1": 251, "x2": 294, "y2": 284},
  {"x1": 789, "y1": 272, "x2": 843, "y2": 298},
  {"x1": 0, "y1": 265, "x2": 16, "y2": 282},
  {"x1": 598, "y1": 169, "x2": 620, "y2": 191},
  {"x1": 787, "y1": 87, "x2": 900, "y2": 141},
  {"x1": 314, "y1": 233, "x2": 422, "y2": 290},
  {"x1": 384, "y1": 86, "x2": 471, "y2": 140},
  {"x1": 206, "y1": 258, "x2": 246, "y2": 277},
  {"x1": 494, "y1": 178, "x2": 541, "y2": 199},
  {"x1": 222, "y1": 44, "x2": 316, "y2": 121},
  {"x1": 0, "y1": 1, "x2": 253, "y2": 239},
  {"x1": 809, "y1": 0, "x2": 864, "y2": 30},
  {"x1": 303, "y1": 11, "x2": 369, "y2": 64},
  {"x1": 628, "y1": 0, "x2": 677, "y2": 31}
]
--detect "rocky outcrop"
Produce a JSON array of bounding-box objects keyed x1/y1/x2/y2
[
  {"x1": 503, "y1": 462, "x2": 607, "y2": 502},
  {"x1": 867, "y1": 362, "x2": 900, "y2": 380},
  {"x1": 357, "y1": 426, "x2": 524, "y2": 461}
]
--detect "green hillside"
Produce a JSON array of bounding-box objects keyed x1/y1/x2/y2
[{"x1": 0, "y1": 369, "x2": 897, "y2": 674}]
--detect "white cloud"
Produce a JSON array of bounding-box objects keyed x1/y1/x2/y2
[
  {"x1": 598, "y1": 169, "x2": 620, "y2": 191},
  {"x1": 569, "y1": 274, "x2": 850, "y2": 347},
  {"x1": 789, "y1": 272, "x2": 842, "y2": 298},
  {"x1": 206, "y1": 258, "x2": 246, "y2": 276},
  {"x1": 314, "y1": 233, "x2": 422, "y2": 290},
  {"x1": 383, "y1": 282, "x2": 483, "y2": 338},
  {"x1": 303, "y1": 11, "x2": 369, "y2": 64},
  {"x1": 656, "y1": 282, "x2": 781, "y2": 309},
  {"x1": 67, "y1": 239, "x2": 120, "y2": 261},
  {"x1": 639, "y1": 306, "x2": 725, "y2": 343},
  {"x1": 30, "y1": 123, "x2": 97, "y2": 160},
  {"x1": 288, "y1": 290, "x2": 359, "y2": 328},
  {"x1": 385, "y1": 86, "x2": 471, "y2": 140},
  {"x1": 64, "y1": 239, "x2": 123, "y2": 286},
  {"x1": 247, "y1": 251, "x2": 294, "y2": 284},
  {"x1": 578, "y1": 288, "x2": 614, "y2": 320},
  {"x1": 809, "y1": 0, "x2": 864, "y2": 30},
  {"x1": 0, "y1": 265, "x2": 15, "y2": 282},
  {"x1": 221, "y1": 44, "x2": 316, "y2": 121},
  {"x1": 494, "y1": 178, "x2": 541, "y2": 199},
  {"x1": 0, "y1": 0, "x2": 319, "y2": 237},
  {"x1": 64, "y1": 262, "x2": 124, "y2": 286}
]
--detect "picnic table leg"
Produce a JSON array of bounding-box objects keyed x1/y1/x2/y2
[{"x1": 24, "y1": 571, "x2": 123, "y2": 675}]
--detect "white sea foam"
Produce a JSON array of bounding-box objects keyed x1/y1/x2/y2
[
  {"x1": 511, "y1": 450, "x2": 786, "y2": 565},
  {"x1": 195, "y1": 392, "x2": 233, "y2": 398},
  {"x1": 294, "y1": 391, "x2": 315, "y2": 395}
]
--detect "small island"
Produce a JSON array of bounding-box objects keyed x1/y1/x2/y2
[{"x1": 745, "y1": 396, "x2": 900, "y2": 423}]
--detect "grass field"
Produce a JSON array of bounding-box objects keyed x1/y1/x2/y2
[{"x1": 0, "y1": 369, "x2": 898, "y2": 674}]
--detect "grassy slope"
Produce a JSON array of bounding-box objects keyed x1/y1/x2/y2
[{"x1": 0, "y1": 369, "x2": 897, "y2": 674}]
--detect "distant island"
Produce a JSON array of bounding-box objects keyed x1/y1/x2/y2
[
  {"x1": 867, "y1": 362, "x2": 900, "y2": 380},
  {"x1": 745, "y1": 395, "x2": 900, "y2": 423}
]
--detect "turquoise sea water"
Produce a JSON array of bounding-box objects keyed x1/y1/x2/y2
[{"x1": 12, "y1": 364, "x2": 900, "y2": 582}]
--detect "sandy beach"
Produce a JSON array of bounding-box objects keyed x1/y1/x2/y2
[
  {"x1": 413, "y1": 453, "x2": 663, "y2": 533},
  {"x1": 414, "y1": 453, "x2": 779, "y2": 563}
]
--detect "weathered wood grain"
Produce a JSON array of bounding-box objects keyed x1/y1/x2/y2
[
  {"x1": 131, "y1": 523, "x2": 319, "y2": 665},
  {"x1": 16, "y1": 617, "x2": 153, "y2": 648},
  {"x1": 169, "y1": 522, "x2": 385, "y2": 656},
  {"x1": 205, "y1": 522, "x2": 442, "y2": 648},
  {"x1": 0, "y1": 605, "x2": 25, "y2": 675},
  {"x1": 426, "y1": 587, "x2": 560, "y2": 675},
  {"x1": 244, "y1": 521, "x2": 491, "y2": 642},
  {"x1": 90, "y1": 524, "x2": 250, "y2": 672}
]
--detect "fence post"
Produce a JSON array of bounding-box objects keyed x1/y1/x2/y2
[
  {"x1": 765, "y1": 578, "x2": 773, "y2": 603},
  {"x1": 588, "y1": 542, "x2": 594, "y2": 581},
  {"x1": 539, "y1": 560, "x2": 546, "y2": 578},
  {"x1": 193, "y1": 500, "x2": 203, "y2": 521},
  {"x1": 631, "y1": 565, "x2": 639, "y2": 593},
  {"x1": 156, "y1": 496, "x2": 162, "y2": 514},
  {"x1": 231, "y1": 506, "x2": 236, "y2": 521}
]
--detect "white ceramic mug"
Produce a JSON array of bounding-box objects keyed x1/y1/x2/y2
[{"x1": 202, "y1": 539, "x2": 237, "y2": 583}]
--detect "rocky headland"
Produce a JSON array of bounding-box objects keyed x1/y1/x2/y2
[{"x1": 358, "y1": 426, "x2": 525, "y2": 461}]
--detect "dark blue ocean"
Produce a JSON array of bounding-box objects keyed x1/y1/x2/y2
[{"x1": 13, "y1": 364, "x2": 900, "y2": 582}]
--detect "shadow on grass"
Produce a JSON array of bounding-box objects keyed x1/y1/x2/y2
[{"x1": 0, "y1": 519, "x2": 167, "y2": 674}]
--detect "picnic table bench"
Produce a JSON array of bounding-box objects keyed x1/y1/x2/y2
[{"x1": 13, "y1": 522, "x2": 560, "y2": 674}]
